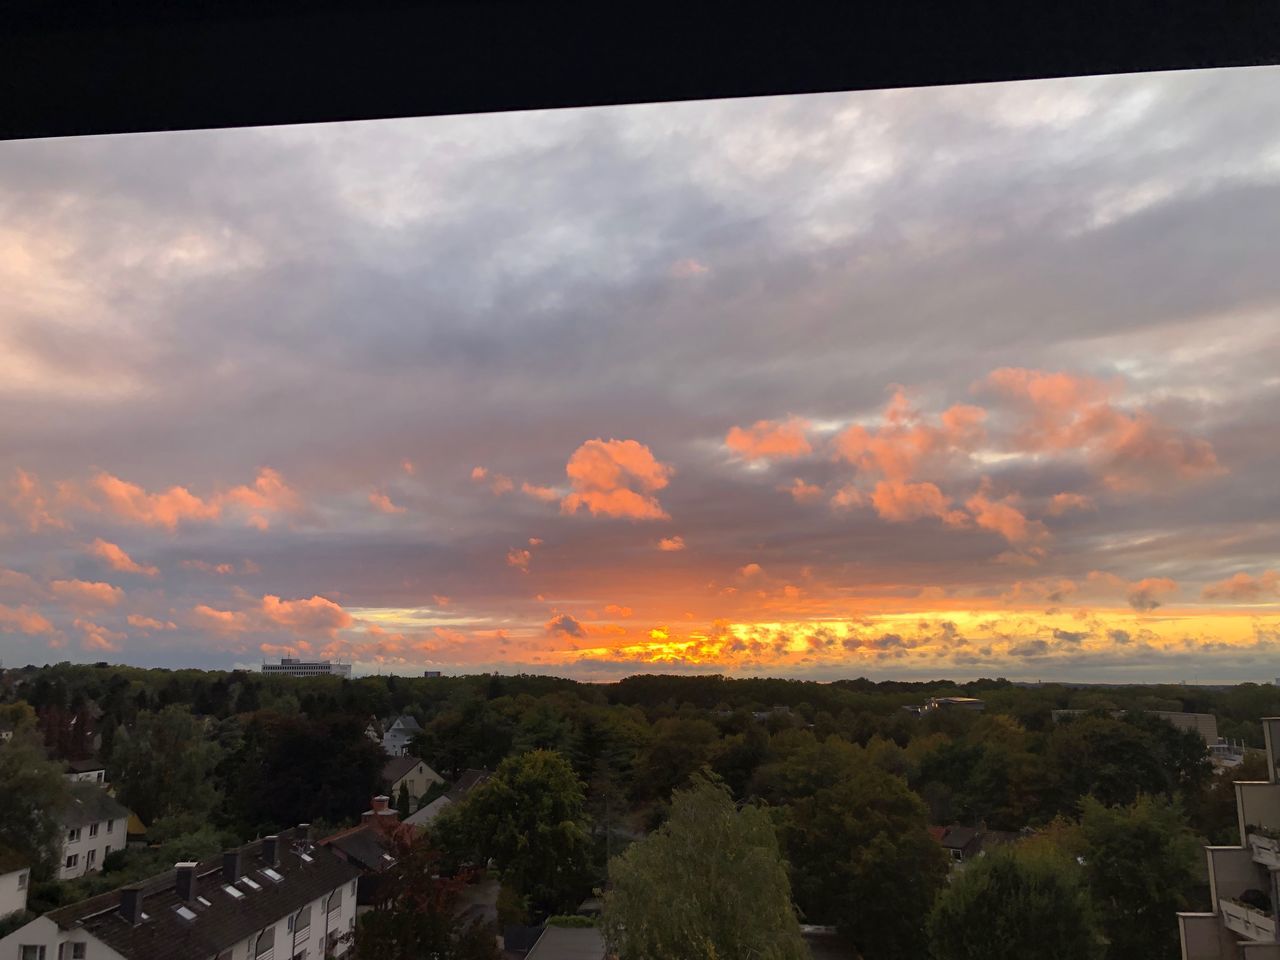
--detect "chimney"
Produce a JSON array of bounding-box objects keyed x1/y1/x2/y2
[
  {"x1": 119, "y1": 885, "x2": 145, "y2": 925},
  {"x1": 362, "y1": 796, "x2": 392, "y2": 824},
  {"x1": 372, "y1": 795, "x2": 390, "y2": 812},
  {"x1": 295, "y1": 823, "x2": 312, "y2": 843},
  {"x1": 175, "y1": 862, "x2": 199, "y2": 903},
  {"x1": 222, "y1": 849, "x2": 242, "y2": 884},
  {"x1": 262, "y1": 835, "x2": 279, "y2": 866}
]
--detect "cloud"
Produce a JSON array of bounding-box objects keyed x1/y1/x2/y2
[
  {"x1": 670, "y1": 258, "x2": 709, "y2": 277},
  {"x1": 470, "y1": 466, "x2": 488, "y2": 481},
  {"x1": 1048, "y1": 492, "x2": 1095, "y2": 515},
  {"x1": 402, "y1": 459, "x2": 415, "y2": 475},
  {"x1": 528, "y1": 537, "x2": 543, "y2": 546},
  {"x1": 781, "y1": 477, "x2": 824, "y2": 503},
  {"x1": 739, "y1": 562, "x2": 764, "y2": 578},
  {"x1": 490, "y1": 474, "x2": 514, "y2": 495},
  {"x1": 74, "y1": 619, "x2": 125, "y2": 652},
  {"x1": 0, "y1": 604, "x2": 54, "y2": 634},
  {"x1": 87, "y1": 538, "x2": 158, "y2": 576},
  {"x1": 260, "y1": 594, "x2": 353, "y2": 635},
  {"x1": 1125, "y1": 577, "x2": 1179, "y2": 612},
  {"x1": 834, "y1": 390, "x2": 986, "y2": 483},
  {"x1": 604, "y1": 603, "x2": 633, "y2": 618},
  {"x1": 521, "y1": 482, "x2": 559, "y2": 502},
  {"x1": 830, "y1": 485, "x2": 864, "y2": 509},
  {"x1": 725, "y1": 417, "x2": 813, "y2": 462},
  {"x1": 8, "y1": 469, "x2": 69, "y2": 532},
  {"x1": 369, "y1": 491, "x2": 406, "y2": 514},
  {"x1": 560, "y1": 438, "x2": 673, "y2": 520},
  {"x1": 1009, "y1": 638, "x2": 1050, "y2": 657},
  {"x1": 182, "y1": 559, "x2": 235, "y2": 575},
  {"x1": 50, "y1": 579, "x2": 123, "y2": 608},
  {"x1": 965, "y1": 487, "x2": 1046, "y2": 544},
  {"x1": 84, "y1": 467, "x2": 298, "y2": 530},
  {"x1": 1203, "y1": 570, "x2": 1280, "y2": 602},
  {"x1": 191, "y1": 604, "x2": 250, "y2": 632},
  {"x1": 870, "y1": 480, "x2": 966, "y2": 525},
  {"x1": 127, "y1": 614, "x2": 176, "y2": 630},
  {"x1": 1053, "y1": 628, "x2": 1089, "y2": 643},
  {"x1": 507, "y1": 547, "x2": 532, "y2": 571},
  {"x1": 546, "y1": 613, "x2": 585, "y2": 637},
  {"x1": 1108, "y1": 629, "x2": 1131, "y2": 644},
  {"x1": 657, "y1": 535, "x2": 686, "y2": 551}
]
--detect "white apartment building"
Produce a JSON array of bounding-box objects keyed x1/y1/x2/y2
[
  {"x1": 261, "y1": 658, "x2": 353, "y2": 679},
  {"x1": 1178, "y1": 716, "x2": 1280, "y2": 960},
  {"x1": 57, "y1": 787, "x2": 130, "y2": 880},
  {"x1": 0, "y1": 849, "x2": 29, "y2": 922},
  {"x1": 0, "y1": 832, "x2": 361, "y2": 960}
]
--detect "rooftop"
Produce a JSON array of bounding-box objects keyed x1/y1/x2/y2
[
  {"x1": 46, "y1": 836, "x2": 360, "y2": 960},
  {"x1": 65, "y1": 758, "x2": 106, "y2": 774},
  {"x1": 61, "y1": 784, "x2": 130, "y2": 829},
  {"x1": 382, "y1": 754, "x2": 424, "y2": 784}
]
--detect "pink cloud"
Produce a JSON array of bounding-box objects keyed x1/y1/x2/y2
[
  {"x1": 8, "y1": 469, "x2": 70, "y2": 532},
  {"x1": 965, "y1": 488, "x2": 1046, "y2": 544},
  {"x1": 402, "y1": 459, "x2": 415, "y2": 475},
  {"x1": 1048, "y1": 492, "x2": 1095, "y2": 515},
  {"x1": 670, "y1": 258, "x2": 710, "y2": 278},
  {"x1": 834, "y1": 390, "x2": 986, "y2": 483},
  {"x1": 50, "y1": 579, "x2": 123, "y2": 608},
  {"x1": 87, "y1": 538, "x2": 158, "y2": 576},
  {"x1": 739, "y1": 562, "x2": 764, "y2": 578},
  {"x1": 369, "y1": 491, "x2": 406, "y2": 514},
  {"x1": 528, "y1": 537, "x2": 544, "y2": 546},
  {"x1": 490, "y1": 474, "x2": 515, "y2": 495},
  {"x1": 781, "y1": 478, "x2": 824, "y2": 503},
  {"x1": 85, "y1": 467, "x2": 299, "y2": 530},
  {"x1": 657, "y1": 536, "x2": 686, "y2": 552},
  {"x1": 560, "y1": 438, "x2": 674, "y2": 520},
  {"x1": 829, "y1": 485, "x2": 864, "y2": 509},
  {"x1": 1087, "y1": 570, "x2": 1178, "y2": 611},
  {"x1": 1203, "y1": 570, "x2": 1280, "y2": 602},
  {"x1": 605, "y1": 603, "x2": 633, "y2": 618},
  {"x1": 0, "y1": 603, "x2": 54, "y2": 635},
  {"x1": 260, "y1": 594, "x2": 353, "y2": 635},
  {"x1": 870, "y1": 480, "x2": 966, "y2": 525},
  {"x1": 725, "y1": 417, "x2": 813, "y2": 462},
  {"x1": 470, "y1": 466, "x2": 488, "y2": 481},
  {"x1": 127, "y1": 614, "x2": 176, "y2": 630},
  {"x1": 74, "y1": 619, "x2": 125, "y2": 652},
  {"x1": 521, "y1": 482, "x2": 559, "y2": 503},
  {"x1": 191, "y1": 604, "x2": 249, "y2": 632},
  {"x1": 183, "y1": 559, "x2": 236, "y2": 575},
  {"x1": 432, "y1": 594, "x2": 451, "y2": 607},
  {"x1": 507, "y1": 548, "x2": 532, "y2": 572}
]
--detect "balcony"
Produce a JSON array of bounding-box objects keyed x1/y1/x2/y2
[
  {"x1": 1248, "y1": 831, "x2": 1280, "y2": 869},
  {"x1": 1221, "y1": 899, "x2": 1277, "y2": 941}
]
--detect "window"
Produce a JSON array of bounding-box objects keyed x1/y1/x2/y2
[
  {"x1": 67, "y1": 828, "x2": 81, "y2": 843},
  {"x1": 254, "y1": 928, "x2": 275, "y2": 957},
  {"x1": 65, "y1": 854, "x2": 79, "y2": 869},
  {"x1": 20, "y1": 946, "x2": 45, "y2": 960},
  {"x1": 104, "y1": 845, "x2": 112, "y2": 857},
  {"x1": 95, "y1": 771, "x2": 104, "y2": 782},
  {"x1": 18, "y1": 870, "x2": 27, "y2": 889},
  {"x1": 106, "y1": 820, "x2": 115, "y2": 833},
  {"x1": 89, "y1": 823, "x2": 98, "y2": 838},
  {"x1": 85, "y1": 849, "x2": 96, "y2": 867},
  {"x1": 326, "y1": 888, "x2": 342, "y2": 913},
  {"x1": 72, "y1": 946, "x2": 86, "y2": 960},
  {"x1": 292, "y1": 904, "x2": 311, "y2": 932}
]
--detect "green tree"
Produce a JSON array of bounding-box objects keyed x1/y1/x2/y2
[
  {"x1": 396, "y1": 782, "x2": 412, "y2": 819},
  {"x1": 1076, "y1": 795, "x2": 1202, "y2": 960},
  {"x1": 634, "y1": 714, "x2": 718, "y2": 800},
  {"x1": 928, "y1": 845, "x2": 1102, "y2": 960},
  {"x1": 448, "y1": 749, "x2": 591, "y2": 918},
  {"x1": 601, "y1": 774, "x2": 807, "y2": 960},
  {"x1": 0, "y1": 727, "x2": 72, "y2": 877},
  {"x1": 109, "y1": 704, "x2": 223, "y2": 824},
  {"x1": 346, "y1": 826, "x2": 499, "y2": 960}
]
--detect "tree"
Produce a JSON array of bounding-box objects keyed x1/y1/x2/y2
[
  {"x1": 109, "y1": 704, "x2": 223, "y2": 825},
  {"x1": 1076, "y1": 795, "x2": 1202, "y2": 960},
  {"x1": 447, "y1": 749, "x2": 591, "y2": 918},
  {"x1": 396, "y1": 782, "x2": 411, "y2": 819},
  {"x1": 928, "y1": 845, "x2": 1102, "y2": 960},
  {"x1": 0, "y1": 727, "x2": 72, "y2": 878},
  {"x1": 601, "y1": 773, "x2": 807, "y2": 960},
  {"x1": 634, "y1": 714, "x2": 719, "y2": 800},
  {"x1": 346, "y1": 825, "x2": 499, "y2": 960}
]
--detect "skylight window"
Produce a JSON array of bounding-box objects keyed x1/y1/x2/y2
[
  {"x1": 176, "y1": 905, "x2": 198, "y2": 921},
  {"x1": 299, "y1": 853, "x2": 314, "y2": 863},
  {"x1": 261, "y1": 868, "x2": 284, "y2": 883},
  {"x1": 223, "y1": 885, "x2": 245, "y2": 900},
  {"x1": 240, "y1": 876, "x2": 262, "y2": 891},
  {"x1": 197, "y1": 896, "x2": 212, "y2": 907}
]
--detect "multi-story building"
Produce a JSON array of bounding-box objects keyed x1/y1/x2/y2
[
  {"x1": 379, "y1": 716, "x2": 421, "y2": 757},
  {"x1": 0, "y1": 831, "x2": 361, "y2": 960},
  {"x1": 0, "y1": 847, "x2": 29, "y2": 921},
  {"x1": 261, "y1": 658, "x2": 353, "y2": 679},
  {"x1": 58, "y1": 786, "x2": 131, "y2": 880},
  {"x1": 1178, "y1": 716, "x2": 1280, "y2": 959}
]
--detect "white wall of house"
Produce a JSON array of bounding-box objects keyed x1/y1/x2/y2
[
  {"x1": 0, "y1": 867, "x2": 29, "y2": 921},
  {"x1": 58, "y1": 816, "x2": 125, "y2": 881},
  {"x1": 0, "y1": 915, "x2": 131, "y2": 960},
  {"x1": 65, "y1": 771, "x2": 106, "y2": 785},
  {"x1": 391, "y1": 762, "x2": 444, "y2": 804}
]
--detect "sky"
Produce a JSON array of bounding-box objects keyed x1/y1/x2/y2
[{"x1": 1, "y1": 65, "x2": 1279, "y2": 683}]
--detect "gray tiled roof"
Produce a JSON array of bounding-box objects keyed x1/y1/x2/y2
[
  {"x1": 47, "y1": 838, "x2": 360, "y2": 960},
  {"x1": 60, "y1": 784, "x2": 130, "y2": 829}
]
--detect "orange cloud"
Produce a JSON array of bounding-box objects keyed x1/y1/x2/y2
[
  {"x1": 1203, "y1": 570, "x2": 1280, "y2": 602},
  {"x1": 834, "y1": 390, "x2": 986, "y2": 483},
  {"x1": 127, "y1": 614, "x2": 176, "y2": 630},
  {"x1": 369, "y1": 491, "x2": 406, "y2": 514},
  {"x1": 260, "y1": 594, "x2": 353, "y2": 635},
  {"x1": 545, "y1": 613, "x2": 585, "y2": 637},
  {"x1": 507, "y1": 548, "x2": 532, "y2": 572},
  {"x1": 561, "y1": 438, "x2": 673, "y2": 520},
  {"x1": 1004, "y1": 578, "x2": 1079, "y2": 605},
  {"x1": 980, "y1": 368, "x2": 1220, "y2": 491},
  {"x1": 432, "y1": 594, "x2": 451, "y2": 607},
  {"x1": 490, "y1": 474, "x2": 514, "y2": 495},
  {"x1": 74, "y1": 619, "x2": 125, "y2": 652},
  {"x1": 1048, "y1": 492, "x2": 1095, "y2": 515},
  {"x1": 521, "y1": 482, "x2": 559, "y2": 503},
  {"x1": 402, "y1": 459, "x2": 415, "y2": 475},
  {"x1": 870, "y1": 480, "x2": 966, "y2": 525},
  {"x1": 657, "y1": 536, "x2": 686, "y2": 552},
  {"x1": 528, "y1": 537, "x2": 544, "y2": 547},
  {"x1": 8, "y1": 469, "x2": 70, "y2": 532},
  {"x1": 470, "y1": 466, "x2": 488, "y2": 481},
  {"x1": 182, "y1": 559, "x2": 235, "y2": 575},
  {"x1": 86, "y1": 467, "x2": 299, "y2": 530},
  {"x1": 830, "y1": 485, "x2": 864, "y2": 509},
  {"x1": 191, "y1": 604, "x2": 249, "y2": 632},
  {"x1": 725, "y1": 417, "x2": 813, "y2": 462},
  {"x1": 87, "y1": 538, "x2": 158, "y2": 576},
  {"x1": 605, "y1": 604, "x2": 633, "y2": 618},
  {"x1": 739, "y1": 563, "x2": 764, "y2": 578},
  {"x1": 0, "y1": 603, "x2": 54, "y2": 634},
  {"x1": 965, "y1": 488, "x2": 1045, "y2": 544},
  {"x1": 50, "y1": 579, "x2": 123, "y2": 608},
  {"x1": 1088, "y1": 571, "x2": 1178, "y2": 612},
  {"x1": 781, "y1": 478, "x2": 824, "y2": 503}
]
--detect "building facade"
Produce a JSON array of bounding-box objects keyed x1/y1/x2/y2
[
  {"x1": 380, "y1": 716, "x2": 421, "y2": 757},
  {"x1": 0, "y1": 833, "x2": 360, "y2": 960},
  {"x1": 64, "y1": 760, "x2": 107, "y2": 785},
  {"x1": 1178, "y1": 716, "x2": 1280, "y2": 959},
  {"x1": 0, "y1": 848, "x2": 29, "y2": 922},
  {"x1": 261, "y1": 659, "x2": 353, "y2": 679},
  {"x1": 58, "y1": 787, "x2": 130, "y2": 880}
]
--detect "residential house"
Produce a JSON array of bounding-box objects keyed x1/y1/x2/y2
[
  {"x1": 0, "y1": 831, "x2": 361, "y2": 960},
  {"x1": 0, "y1": 848, "x2": 28, "y2": 921},
  {"x1": 1178, "y1": 715, "x2": 1280, "y2": 959},
  {"x1": 930, "y1": 825, "x2": 982, "y2": 863},
  {"x1": 58, "y1": 786, "x2": 130, "y2": 880},
  {"x1": 381, "y1": 756, "x2": 443, "y2": 811},
  {"x1": 404, "y1": 769, "x2": 494, "y2": 830},
  {"x1": 379, "y1": 716, "x2": 422, "y2": 757},
  {"x1": 64, "y1": 760, "x2": 107, "y2": 785},
  {"x1": 321, "y1": 797, "x2": 402, "y2": 915}
]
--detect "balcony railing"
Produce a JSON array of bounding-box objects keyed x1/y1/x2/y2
[
  {"x1": 1248, "y1": 832, "x2": 1280, "y2": 869},
  {"x1": 1221, "y1": 899, "x2": 1277, "y2": 941}
]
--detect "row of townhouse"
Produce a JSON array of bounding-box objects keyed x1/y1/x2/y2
[{"x1": 0, "y1": 829, "x2": 360, "y2": 960}]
